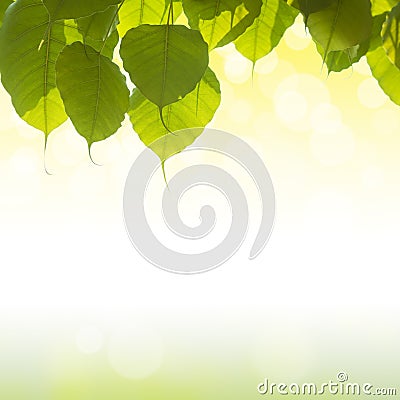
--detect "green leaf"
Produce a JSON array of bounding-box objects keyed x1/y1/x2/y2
[
  {"x1": 368, "y1": 5, "x2": 400, "y2": 106},
  {"x1": 316, "y1": 15, "x2": 386, "y2": 73},
  {"x1": 0, "y1": 0, "x2": 13, "y2": 28},
  {"x1": 77, "y1": 5, "x2": 119, "y2": 42},
  {"x1": 118, "y1": 0, "x2": 183, "y2": 38},
  {"x1": 371, "y1": 0, "x2": 397, "y2": 16},
  {"x1": 307, "y1": 0, "x2": 373, "y2": 56},
  {"x1": 183, "y1": 0, "x2": 263, "y2": 49},
  {"x1": 383, "y1": 3, "x2": 400, "y2": 68},
  {"x1": 0, "y1": 0, "x2": 67, "y2": 136},
  {"x1": 235, "y1": 0, "x2": 298, "y2": 64},
  {"x1": 64, "y1": 20, "x2": 119, "y2": 59},
  {"x1": 55, "y1": 42, "x2": 130, "y2": 147},
  {"x1": 120, "y1": 24, "x2": 209, "y2": 110},
  {"x1": 43, "y1": 0, "x2": 122, "y2": 21},
  {"x1": 368, "y1": 45, "x2": 400, "y2": 105},
  {"x1": 128, "y1": 67, "x2": 221, "y2": 162}
]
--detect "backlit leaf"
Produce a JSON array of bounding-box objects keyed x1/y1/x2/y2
[
  {"x1": 128, "y1": 67, "x2": 221, "y2": 162},
  {"x1": 120, "y1": 24, "x2": 209, "y2": 109},
  {"x1": 383, "y1": 3, "x2": 400, "y2": 68},
  {"x1": 307, "y1": 0, "x2": 373, "y2": 56},
  {"x1": 368, "y1": 5, "x2": 400, "y2": 106},
  {"x1": 64, "y1": 20, "x2": 119, "y2": 59},
  {"x1": 118, "y1": 0, "x2": 182, "y2": 37},
  {"x1": 316, "y1": 15, "x2": 386, "y2": 73},
  {"x1": 183, "y1": 0, "x2": 263, "y2": 49},
  {"x1": 0, "y1": 0, "x2": 67, "y2": 136},
  {"x1": 77, "y1": 5, "x2": 119, "y2": 42},
  {"x1": 371, "y1": 0, "x2": 397, "y2": 16},
  {"x1": 235, "y1": 0, "x2": 298, "y2": 64},
  {"x1": 55, "y1": 42, "x2": 129, "y2": 146}
]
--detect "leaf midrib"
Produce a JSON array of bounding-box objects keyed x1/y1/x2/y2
[
  {"x1": 161, "y1": 24, "x2": 170, "y2": 108},
  {"x1": 91, "y1": 54, "x2": 102, "y2": 141},
  {"x1": 324, "y1": 0, "x2": 342, "y2": 62}
]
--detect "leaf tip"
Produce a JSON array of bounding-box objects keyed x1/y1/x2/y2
[
  {"x1": 43, "y1": 135, "x2": 53, "y2": 175},
  {"x1": 88, "y1": 143, "x2": 103, "y2": 166}
]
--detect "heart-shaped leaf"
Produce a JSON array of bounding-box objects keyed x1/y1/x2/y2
[
  {"x1": 120, "y1": 24, "x2": 209, "y2": 109},
  {"x1": 56, "y1": 42, "x2": 130, "y2": 147},
  {"x1": 129, "y1": 67, "x2": 221, "y2": 162},
  {"x1": 0, "y1": 0, "x2": 67, "y2": 136}
]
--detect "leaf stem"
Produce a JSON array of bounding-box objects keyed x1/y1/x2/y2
[
  {"x1": 99, "y1": 0, "x2": 125, "y2": 55},
  {"x1": 167, "y1": 0, "x2": 174, "y2": 25}
]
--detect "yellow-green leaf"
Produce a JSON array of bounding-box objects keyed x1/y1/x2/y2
[
  {"x1": 118, "y1": 0, "x2": 182, "y2": 37},
  {"x1": 367, "y1": 10, "x2": 400, "y2": 106},
  {"x1": 120, "y1": 24, "x2": 209, "y2": 109},
  {"x1": 55, "y1": 42, "x2": 129, "y2": 146},
  {"x1": 383, "y1": 3, "x2": 400, "y2": 68},
  {"x1": 0, "y1": 0, "x2": 67, "y2": 136},
  {"x1": 371, "y1": 0, "x2": 398, "y2": 16},
  {"x1": 129, "y1": 67, "x2": 221, "y2": 162},
  {"x1": 307, "y1": 0, "x2": 373, "y2": 54},
  {"x1": 76, "y1": 5, "x2": 119, "y2": 42},
  {"x1": 235, "y1": 0, "x2": 298, "y2": 64},
  {"x1": 183, "y1": 0, "x2": 263, "y2": 49}
]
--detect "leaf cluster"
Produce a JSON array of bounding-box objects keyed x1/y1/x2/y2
[{"x1": 0, "y1": 0, "x2": 398, "y2": 164}]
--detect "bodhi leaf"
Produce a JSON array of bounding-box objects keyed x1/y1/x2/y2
[
  {"x1": 368, "y1": 6, "x2": 400, "y2": 106},
  {"x1": 118, "y1": 0, "x2": 182, "y2": 38},
  {"x1": 183, "y1": 0, "x2": 263, "y2": 49},
  {"x1": 77, "y1": 5, "x2": 119, "y2": 42},
  {"x1": 128, "y1": 67, "x2": 221, "y2": 162},
  {"x1": 43, "y1": 0, "x2": 122, "y2": 21},
  {"x1": 235, "y1": 0, "x2": 298, "y2": 65},
  {"x1": 307, "y1": 0, "x2": 373, "y2": 57},
  {"x1": 55, "y1": 42, "x2": 129, "y2": 148},
  {"x1": 383, "y1": 3, "x2": 400, "y2": 68},
  {"x1": 316, "y1": 15, "x2": 386, "y2": 73},
  {"x1": 371, "y1": 0, "x2": 397, "y2": 16},
  {"x1": 367, "y1": 47, "x2": 400, "y2": 106},
  {"x1": 120, "y1": 24, "x2": 209, "y2": 112},
  {"x1": 0, "y1": 0, "x2": 67, "y2": 136}
]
